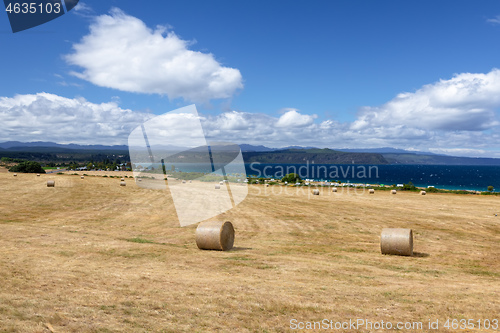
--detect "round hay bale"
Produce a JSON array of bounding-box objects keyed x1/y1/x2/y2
[
  {"x1": 312, "y1": 189, "x2": 320, "y2": 195},
  {"x1": 81, "y1": 176, "x2": 84, "y2": 179},
  {"x1": 121, "y1": 178, "x2": 125, "y2": 181},
  {"x1": 189, "y1": 180, "x2": 192, "y2": 183},
  {"x1": 196, "y1": 221, "x2": 234, "y2": 251},
  {"x1": 13, "y1": 173, "x2": 17, "y2": 177},
  {"x1": 46, "y1": 180, "x2": 55, "y2": 187},
  {"x1": 219, "y1": 181, "x2": 224, "y2": 185},
  {"x1": 332, "y1": 187, "x2": 338, "y2": 192},
  {"x1": 391, "y1": 189, "x2": 397, "y2": 194},
  {"x1": 265, "y1": 184, "x2": 269, "y2": 187},
  {"x1": 138, "y1": 179, "x2": 142, "y2": 182},
  {"x1": 380, "y1": 228, "x2": 413, "y2": 256},
  {"x1": 120, "y1": 181, "x2": 126, "y2": 186},
  {"x1": 215, "y1": 185, "x2": 220, "y2": 189},
  {"x1": 369, "y1": 189, "x2": 375, "y2": 194},
  {"x1": 182, "y1": 180, "x2": 186, "y2": 184},
  {"x1": 420, "y1": 190, "x2": 426, "y2": 195}
]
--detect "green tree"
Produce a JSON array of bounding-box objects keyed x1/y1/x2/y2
[
  {"x1": 402, "y1": 181, "x2": 416, "y2": 191},
  {"x1": 487, "y1": 185, "x2": 494, "y2": 192},
  {"x1": 9, "y1": 161, "x2": 45, "y2": 174},
  {"x1": 282, "y1": 173, "x2": 302, "y2": 183}
]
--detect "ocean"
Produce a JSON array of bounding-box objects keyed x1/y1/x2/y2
[
  {"x1": 159, "y1": 162, "x2": 500, "y2": 192},
  {"x1": 244, "y1": 163, "x2": 500, "y2": 192}
]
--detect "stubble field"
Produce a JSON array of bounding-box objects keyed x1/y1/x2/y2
[{"x1": 0, "y1": 170, "x2": 499, "y2": 332}]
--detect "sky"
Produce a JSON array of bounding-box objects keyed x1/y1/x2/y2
[{"x1": 1, "y1": 0, "x2": 500, "y2": 157}]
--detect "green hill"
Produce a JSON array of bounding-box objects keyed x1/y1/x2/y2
[{"x1": 242, "y1": 148, "x2": 389, "y2": 164}]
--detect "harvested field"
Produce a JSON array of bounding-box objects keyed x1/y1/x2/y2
[{"x1": 0, "y1": 170, "x2": 499, "y2": 332}]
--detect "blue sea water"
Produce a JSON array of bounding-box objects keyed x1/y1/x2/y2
[
  {"x1": 244, "y1": 163, "x2": 500, "y2": 192},
  {"x1": 162, "y1": 162, "x2": 500, "y2": 192}
]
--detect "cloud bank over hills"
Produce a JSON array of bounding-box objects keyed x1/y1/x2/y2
[{"x1": 2, "y1": 67, "x2": 500, "y2": 159}]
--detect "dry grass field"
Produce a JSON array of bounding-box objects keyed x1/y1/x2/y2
[{"x1": 0, "y1": 170, "x2": 499, "y2": 332}]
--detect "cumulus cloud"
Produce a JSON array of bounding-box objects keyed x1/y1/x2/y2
[
  {"x1": 65, "y1": 8, "x2": 243, "y2": 103},
  {"x1": 3, "y1": 69, "x2": 500, "y2": 157},
  {"x1": 276, "y1": 110, "x2": 317, "y2": 128},
  {"x1": 352, "y1": 69, "x2": 500, "y2": 132},
  {"x1": 2, "y1": 92, "x2": 500, "y2": 158},
  {"x1": 0, "y1": 93, "x2": 151, "y2": 144}
]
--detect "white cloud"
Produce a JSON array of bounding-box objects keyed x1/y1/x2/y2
[
  {"x1": 2, "y1": 92, "x2": 500, "y2": 158},
  {"x1": 487, "y1": 15, "x2": 500, "y2": 25},
  {"x1": 3, "y1": 69, "x2": 500, "y2": 158},
  {"x1": 65, "y1": 8, "x2": 243, "y2": 103},
  {"x1": 72, "y1": 2, "x2": 93, "y2": 17},
  {"x1": 429, "y1": 148, "x2": 487, "y2": 156},
  {"x1": 352, "y1": 69, "x2": 500, "y2": 132},
  {"x1": 0, "y1": 93, "x2": 151, "y2": 145},
  {"x1": 276, "y1": 110, "x2": 316, "y2": 127}
]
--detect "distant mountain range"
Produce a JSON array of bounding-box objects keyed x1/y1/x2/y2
[
  {"x1": 0, "y1": 141, "x2": 128, "y2": 151},
  {"x1": 336, "y1": 147, "x2": 438, "y2": 155},
  {"x1": 1, "y1": 141, "x2": 500, "y2": 166}
]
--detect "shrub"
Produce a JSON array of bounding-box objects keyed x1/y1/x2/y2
[
  {"x1": 9, "y1": 161, "x2": 46, "y2": 173},
  {"x1": 402, "y1": 181, "x2": 417, "y2": 191},
  {"x1": 426, "y1": 187, "x2": 439, "y2": 193}
]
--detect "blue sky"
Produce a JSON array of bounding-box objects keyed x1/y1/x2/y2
[{"x1": 1, "y1": 1, "x2": 500, "y2": 157}]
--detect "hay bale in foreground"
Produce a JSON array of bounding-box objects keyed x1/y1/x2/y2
[
  {"x1": 312, "y1": 189, "x2": 319, "y2": 195},
  {"x1": 196, "y1": 221, "x2": 234, "y2": 251},
  {"x1": 332, "y1": 187, "x2": 337, "y2": 192},
  {"x1": 380, "y1": 228, "x2": 413, "y2": 256},
  {"x1": 37, "y1": 174, "x2": 40, "y2": 177},
  {"x1": 391, "y1": 190, "x2": 397, "y2": 194},
  {"x1": 369, "y1": 189, "x2": 375, "y2": 194},
  {"x1": 420, "y1": 191, "x2": 426, "y2": 195},
  {"x1": 81, "y1": 176, "x2": 84, "y2": 179},
  {"x1": 120, "y1": 181, "x2": 126, "y2": 186},
  {"x1": 121, "y1": 178, "x2": 125, "y2": 181},
  {"x1": 215, "y1": 185, "x2": 220, "y2": 189},
  {"x1": 182, "y1": 180, "x2": 186, "y2": 183},
  {"x1": 47, "y1": 180, "x2": 55, "y2": 187},
  {"x1": 13, "y1": 174, "x2": 17, "y2": 177}
]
